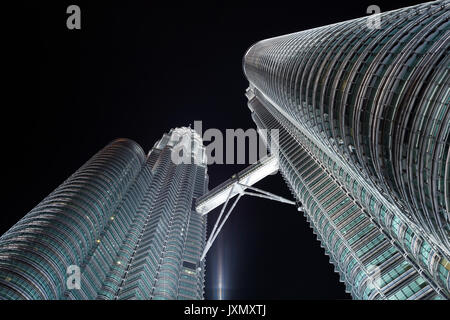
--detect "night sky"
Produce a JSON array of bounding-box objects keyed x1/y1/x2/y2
[{"x1": 4, "y1": 0, "x2": 425, "y2": 299}]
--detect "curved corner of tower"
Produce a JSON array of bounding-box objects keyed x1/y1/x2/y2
[
  {"x1": 105, "y1": 138, "x2": 147, "y2": 163},
  {"x1": 242, "y1": 40, "x2": 258, "y2": 79}
]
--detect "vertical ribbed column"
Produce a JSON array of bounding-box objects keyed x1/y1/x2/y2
[
  {"x1": 115, "y1": 147, "x2": 177, "y2": 299},
  {"x1": 250, "y1": 96, "x2": 446, "y2": 299},
  {"x1": 178, "y1": 165, "x2": 208, "y2": 300},
  {"x1": 151, "y1": 163, "x2": 195, "y2": 299},
  {"x1": 116, "y1": 128, "x2": 208, "y2": 300}
]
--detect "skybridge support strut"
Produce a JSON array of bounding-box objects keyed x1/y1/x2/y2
[
  {"x1": 199, "y1": 181, "x2": 296, "y2": 262},
  {"x1": 195, "y1": 155, "x2": 299, "y2": 263}
]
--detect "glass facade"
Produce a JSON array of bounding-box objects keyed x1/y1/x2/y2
[
  {"x1": 0, "y1": 129, "x2": 208, "y2": 300},
  {"x1": 244, "y1": 0, "x2": 449, "y2": 299}
]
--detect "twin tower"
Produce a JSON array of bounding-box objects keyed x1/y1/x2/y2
[{"x1": 1, "y1": 1, "x2": 449, "y2": 299}]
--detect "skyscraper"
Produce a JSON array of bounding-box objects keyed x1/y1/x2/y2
[
  {"x1": 244, "y1": 0, "x2": 449, "y2": 299},
  {"x1": 0, "y1": 128, "x2": 208, "y2": 300}
]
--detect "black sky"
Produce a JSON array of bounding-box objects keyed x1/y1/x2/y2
[{"x1": 4, "y1": 0, "x2": 425, "y2": 299}]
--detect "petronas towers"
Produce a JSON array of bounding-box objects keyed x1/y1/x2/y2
[{"x1": 1, "y1": 0, "x2": 449, "y2": 300}]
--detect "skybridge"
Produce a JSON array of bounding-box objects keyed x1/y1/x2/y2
[{"x1": 195, "y1": 155, "x2": 298, "y2": 262}]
